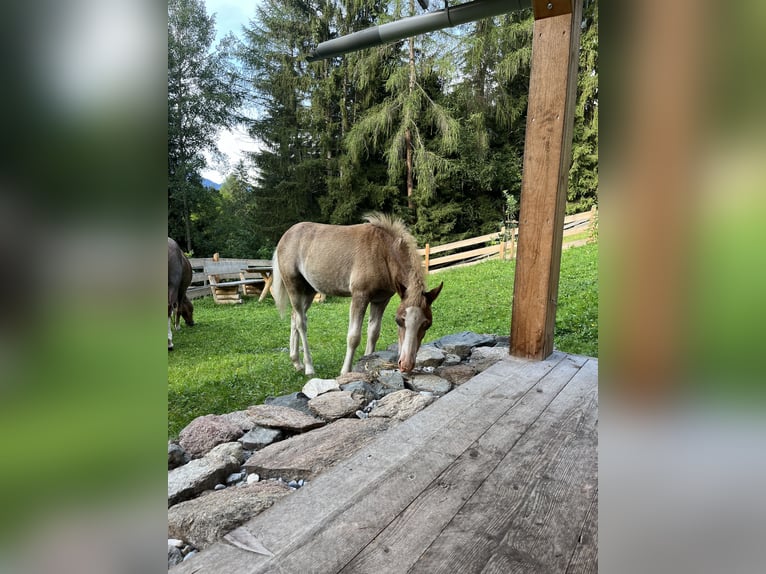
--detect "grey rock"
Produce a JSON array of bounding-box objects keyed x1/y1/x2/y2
[
  {"x1": 264, "y1": 392, "x2": 313, "y2": 417},
  {"x1": 372, "y1": 369, "x2": 405, "y2": 397},
  {"x1": 183, "y1": 550, "x2": 197, "y2": 562},
  {"x1": 429, "y1": 331, "x2": 497, "y2": 358},
  {"x1": 416, "y1": 346, "x2": 446, "y2": 368},
  {"x1": 239, "y1": 426, "x2": 284, "y2": 450},
  {"x1": 302, "y1": 378, "x2": 341, "y2": 399},
  {"x1": 168, "y1": 543, "x2": 184, "y2": 567},
  {"x1": 244, "y1": 418, "x2": 391, "y2": 481},
  {"x1": 353, "y1": 351, "x2": 398, "y2": 372},
  {"x1": 355, "y1": 410, "x2": 368, "y2": 419},
  {"x1": 178, "y1": 414, "x2": 244, "y2": 459},
  {"x1": 168, "y1": 442, "x2": 244, "y2": 507},
  {"x1": 336, "y1": 371, "x2": 373, "y2": 386},
  {"x1": 168, "y1": 442, "x2": 189, "y2": 470},
  {"x1": 469, "y1": 345, "x2": 509, "y2": 372},
  {"x1": 218, "y1": 410, "x2": 258, "y2": 433},
  {"x1": 309, "y1": 390, "x2": 366, "y2": 422},
  {"x1": 435, "y1": 364, "x2": 478, "y2": 386},
  {"x1": 246, "y1": 473, "x2": 260, "y2": 484},
  {"x1": 168, "y1": 538, "x2": 184, "y2": 547},
  {"x1": 340, "y1": 380, "x2": 379, "y2": 402},
  {"x1": 442, "y1": 353, "x2": 462, "y2": 366},
  {"x1": 168, "y1": 481, "x2": 292, "y2": 550},
  {"x1": 226, "y1": 472, "x2": 244, "y2": 484},
  {"x1": 214, "y1": 483, "x2": 226, "y2": 491},
  {"x1": 246, "y1": 404, "x2": 325, "y2": 432},
  {"x1": 407, "y1": 373, "x2": 452, "y2": 396},
  {"x1": 368, "y1": 389, "x2": 436, "y2": 422}
]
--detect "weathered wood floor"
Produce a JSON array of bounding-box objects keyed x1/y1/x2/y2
[{"x1": 174, "y1": 351, "x2": 598, "y2": 573}]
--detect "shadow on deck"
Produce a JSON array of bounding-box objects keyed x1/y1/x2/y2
[{"x1": 173, "y1": 351, "x2": 598, "y2": 573}]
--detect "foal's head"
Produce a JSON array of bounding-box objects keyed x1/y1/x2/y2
[{"x1": 395, "y1": 282, "x2": 443, "y2": 373}]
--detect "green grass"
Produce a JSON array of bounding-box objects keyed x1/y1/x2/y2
[{"x1": 168, "y1": 243, "x2": 598, "y2": 438}]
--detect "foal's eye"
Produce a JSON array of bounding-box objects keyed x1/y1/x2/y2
[{"x1": 395, "y1": 317, "x2": 404, "y2": 327}]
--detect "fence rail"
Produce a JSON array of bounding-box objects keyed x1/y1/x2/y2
[
  {"x1": 418, "y1": 207, "x2": 597, "y2": 273},
  {"x1": 182, "y1": 208, "x2": 597, "y2": 298}
]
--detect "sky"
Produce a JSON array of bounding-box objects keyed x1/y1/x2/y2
[{"x1": 200, "y1": 0, "x2": 261, "y2": 184}]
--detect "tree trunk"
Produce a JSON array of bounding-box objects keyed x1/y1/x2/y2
[{"x1": 406, "y1": 14, "x2": 416, "y2": 210}]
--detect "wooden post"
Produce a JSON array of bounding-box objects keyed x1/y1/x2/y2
[
  {"x1": 424, "y1": 244, "x2": 430, "y2": 274},
  {"x1": 510, "y1": 0, "x2": 583, "y2": 360}
]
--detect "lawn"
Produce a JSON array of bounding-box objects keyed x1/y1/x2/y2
[{"x1": 168, "y1": 242, "x2": 597, "y2": 438}]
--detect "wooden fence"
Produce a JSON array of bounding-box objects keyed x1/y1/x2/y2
[
  {"x1": 418, "y1": 206, "x2": 597, "y2": 273},
  {"x1": 182, "y1": 208, "x2": 597, "y2": 298}
]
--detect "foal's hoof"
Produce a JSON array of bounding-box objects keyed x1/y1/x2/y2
[{"x1": 168, "y1": 344, "x2": 174, "y2": 351}]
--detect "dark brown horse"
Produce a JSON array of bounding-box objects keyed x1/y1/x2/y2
[
  {"x1": 168, "y1": 237, "x2": 194, "y2": 350},
  {"x1": 272, "y1": 213, "x2": 442, "y2": 375}
]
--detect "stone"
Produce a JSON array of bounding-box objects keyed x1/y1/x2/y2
[
  {"x1": 168, "y1": 442, "x2": 189, "y2": 470},
  {"x1": 368, "y1": 389, "x2": 436, "y2": 422},
  {"x1": 226, "y1": 472, "x2": 244, "y2": 484},
  {"x1": 264, "y1": 392, "x2": 313, "y2": 417},
  {"x1": 301, "y1": 378, "x2": 341, "y2": 399},
  {"x1": 442, "y1": 353, "x2": 462, "y2": 367},
  {"x1": 372, "y1": 369, "x2": 405, "y2": 397},
  {"x1": 244, "y1": 418, "x2": 391, "y2": 481},
  {"x1": 168, "y1": 442, "x2": 244, "y2": 507},
  {"x1": 353, "y1": 351, "x2": 398, "y2": 372},
  {"x1": 407, "y1": 373, "x2": 452, "y2": 396},
  {"x1": 246, "y1": 404, "x2": 325, "y2": 432},
  {"x1": 218, "y1": 410, "x2": 258, "y2": 433},
  {"x1": 239, "y1": 425, "x2": 284, "y2": 450},
  {"x1": 336, "y1": 371, "x2": 373, "y2": 386},
  {"x1": 340, "y1": 380, "x2": 379, "y2": 402},
  {"x1": 246, "y1": 473, "x2": 260, "y2": 484},
  {"x1": 469, "y1": 345, "x2": 510, "y2": 372},
  {"x1": 178, "y1": 414, "x2": 244, "y2": 459},
  {"x1": 435, "y1": 364, "x2": 478, "y2": 386},
  {"x1": 416, "y1": 346, "x2": 446, "y2": 368},
  {"x1": 309, "y1": 390, "x2": 366, "y2": 422},
  {"x1": 429, "y1": 331, "x2": 497, "y2": 358},
  {"x1": 168, "y1": 481, "x2": 292, "y2": 550},
  {"x1": 168, "y1": 543, "x2": 184, "y2": 568}
]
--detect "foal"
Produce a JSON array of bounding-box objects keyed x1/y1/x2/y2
[{"x1": 272, "y1": 213, "x2": 442, "y2": 375}]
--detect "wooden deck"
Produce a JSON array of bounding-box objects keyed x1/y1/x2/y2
[{"x1": 173, "y1": 351, "x2": 598, "y2": 573}]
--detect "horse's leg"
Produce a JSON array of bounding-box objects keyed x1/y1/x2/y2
[
  {"x1": 293, "y1": 292, "x2": 315, "y2": 376},
  {"x1": 342, "y1": 296, "x2": 368, "y2": 374},
  {"x1": 168, "y1": 315, "x2": 174, "y2": 350},
  {"x1": 365, "y1": 298, "x2": 390, "y2": 355},
  {"x1": 289, "y1": 309, "x2": 304, "y2": 372}
]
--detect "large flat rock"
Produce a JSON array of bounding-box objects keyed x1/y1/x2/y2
[
  {"x1": 168, "y1": 442, "x2": 244, "y2": 507},
  {"x1": 168, "y1": 481, "x2": 292, "y2": 549},
  {"x1": 246, "y1": 404, "x2": 325, "y2": 432},
  {"x1": 243, "y1": 418, "x2": 392, "y2": 481}
]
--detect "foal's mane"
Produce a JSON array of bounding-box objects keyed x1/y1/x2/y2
[{"x1": 363, "y1": 212, "x2": 425, "y2": 296}]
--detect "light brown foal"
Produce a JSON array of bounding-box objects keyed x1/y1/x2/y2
[{"x1": 272, "y1": 213, "x2": 442, "y2": 375}]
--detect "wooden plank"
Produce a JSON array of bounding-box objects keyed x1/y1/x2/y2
[
  {"x1": 565, "y1": 488, "x2": 598, "y2": 574},
  {"x1": 428, "y1": 244, "x2": 500, "y2": 267},
  {"x1": 427, "y1": 232, "x2": 500, "y2": 255},
  {"x1": 411, "y1": 357, "x2": 598, "y2": 573},
  {"x1": 171, "y1": 353, "x2": 568, "y2": 573},
  {"x1": 340, "y1": 354, "x2": 590, "y2": 574},
  {"x1": 510, "y1": 1, "x2": 583, "y2": 360}
]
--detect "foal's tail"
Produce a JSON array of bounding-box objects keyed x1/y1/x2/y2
[{"x1": 271, "y1": 249, "x2": 288, "y2": 319}]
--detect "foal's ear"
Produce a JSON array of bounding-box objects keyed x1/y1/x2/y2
[{"x1": 425, "y1": 282, "x2": 443, "y2": 304}]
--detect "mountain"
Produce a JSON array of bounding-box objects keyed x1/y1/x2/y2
[{"x1": 202, "y1": 177, "x2": 222, "y2": 190}]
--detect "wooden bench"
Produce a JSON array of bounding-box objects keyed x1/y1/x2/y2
[{"x1": 204, "y1": 260, "x2": 268, "y2": 305}]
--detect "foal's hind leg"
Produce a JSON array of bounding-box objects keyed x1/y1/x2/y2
[{"x1": 290, "y1": 291, "x2": 315, "y2": 376}]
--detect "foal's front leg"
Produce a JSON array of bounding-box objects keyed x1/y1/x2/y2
[
  {"x1": 365, "y1": 299, "x2": 390, "y2": 355},
  {"x1": 342, "y1": 296, "x2": 368, "y2": 374}
]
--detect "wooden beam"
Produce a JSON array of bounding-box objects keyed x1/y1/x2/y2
[{"x1": 510, "y1": 0, "x2": 583, "y2": 360}]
